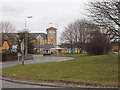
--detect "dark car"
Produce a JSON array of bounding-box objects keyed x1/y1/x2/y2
[{"x1": 43, "y1": 51, "x2": 51, "y2": 56}]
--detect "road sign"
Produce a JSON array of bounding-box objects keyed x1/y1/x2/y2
[
  {"x1": 12, "y1": 45, "x2": 18, "y2": 50},
  {"x1": 11, "y1": 45, "x2": 18, "y2": 52},
  {"x1": 11, "y1": 49, "x2": 17, "y2": 52},
  {"x1": 21, "y1": 39, "x2": 24, "y2": 52}
]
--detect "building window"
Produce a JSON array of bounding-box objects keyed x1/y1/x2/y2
[{"x1": 51, "y1": 39, "x2": 53, "y2": 42}]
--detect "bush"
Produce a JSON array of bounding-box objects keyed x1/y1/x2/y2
[
  {"x1": 2, "y1": 50, "x2": 17, "y2": 61},
  {"x1": 86, "y1": 30, "x2": 111, "y2": 55}
]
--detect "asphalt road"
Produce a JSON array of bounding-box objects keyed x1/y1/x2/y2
[
  {"x1": 2, "y1": 55, "x2": 74, "y2": 68},
  {"x1": 1, "y1": 55, "x2": 74, "y2": 88},
  {"x1": 2, "y1": 80, "x2": 53, "y2": 88}
]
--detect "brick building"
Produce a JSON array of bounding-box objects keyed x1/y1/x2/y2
[{"x1": 0, "y1": 27, "x2": 57, "y2": 54}]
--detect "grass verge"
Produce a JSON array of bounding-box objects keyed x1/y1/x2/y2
[{"x1": 2, "y1": 54, "x2": 118, "y2": 87}]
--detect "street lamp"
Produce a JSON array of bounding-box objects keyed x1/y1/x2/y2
[
  {"x1": 24, "y1": 16, "x2": 32, "y2": 56},
  {"x1": 25, "y1": 16, "x2": 33, "y2": 31},
  {"x1": 20, "y1": 16, "x2": 32, "y2": 65}
]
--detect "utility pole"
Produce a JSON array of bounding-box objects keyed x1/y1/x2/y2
[
  {"x1": 24, "y1": 16, "x2": 32, "y2": 56},
  {"x1": 25, "y1": 31, "x2": 28, "y2": 57},
  {"x1": 21, "y1": 39, "x2": 25, "y2": 65}
]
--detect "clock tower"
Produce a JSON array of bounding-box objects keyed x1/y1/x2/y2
[{"x1": 46, "y1": 27, "x2": 57, "y2": 46}]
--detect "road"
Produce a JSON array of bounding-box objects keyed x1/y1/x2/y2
[
  {"x1": 2, "y1": 80, "x2": 53, "y2": 88},
  {"x1": 1, "y1": 55, "x2": 74, "y2": 88},
  {"x1": 2, "y1": 55, "x2": 74, "y2": 68}
]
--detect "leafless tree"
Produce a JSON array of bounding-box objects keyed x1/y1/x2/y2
[
  {"x1": 74, "y1": 20, "x2": 99, "y2": 53},
  {"x1": 61, "y1": 19, "x2": 99, "y2": 53},
  {"x1": 86, "y1": 0, "x2": 120, "y2": 41},
  {"x1": 61, "y1": 23, "x2": 75, "y2": 53},
  {"x1": 0, "y1": 21, "x2": 16, "y2": 33}
]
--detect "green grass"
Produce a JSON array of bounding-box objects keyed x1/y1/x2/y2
[{"x1": 2, "y1": 54, "x2": 118, "y2": 87}]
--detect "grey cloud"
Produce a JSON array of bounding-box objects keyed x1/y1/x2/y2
[
  {"x1": 2, "y1": 4, "x2": 27, "y2": 15},
  {"x1": 1, "y1": 2, "x2": 88, "y2": 44}
]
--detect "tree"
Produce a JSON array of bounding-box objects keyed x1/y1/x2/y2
[
  {"x1": 17, "y1": 31, "x2": 34, "y2": 54},
  {"x1": 74, "y1": 20, "x2": 99, "y2": 53},
  {"x1": 86, "y1": 1, "x2": 120, "y2": 41},
  {"x1": 28, "y1": 41, "x2": 34, "y2": 54},
  {"x1": 17, "y1": 32, "x2": 26, "y2": 54},
  {"x1": 61, "y1": 19, "x2": 99, "y2": 53},
  {"x1": 86, "y1": 30, "x2": 111, "y2": 55},
  {"x1": 0, "y1": 21, "x2": 16, "y2": 33},
  {"x1": 61, "y1": 23, "x2": 75, "y2": 53}
]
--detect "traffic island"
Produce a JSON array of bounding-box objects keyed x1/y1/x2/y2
[{"x1": 2, "y1": 54, "x2": 119, "y2": 88}]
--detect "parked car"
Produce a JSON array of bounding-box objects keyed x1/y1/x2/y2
[
  {"x1": 112, "y1": 51, "x2": 120, "y2": 54},
  {"x1": 43, "y1": 51, "x2": 51, "y2": 56}
]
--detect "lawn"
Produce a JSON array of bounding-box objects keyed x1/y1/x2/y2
[{"x1": 2, "y1": 54, "x2": 119, "y2": 87}]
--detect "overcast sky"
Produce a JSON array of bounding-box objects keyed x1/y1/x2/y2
[{"x1": 0, "y1": 0, "x2": 93, "y2": 44}]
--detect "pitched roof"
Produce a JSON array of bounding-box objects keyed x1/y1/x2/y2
[
  {"x1": 43, "y1": 44, "x2": 54, "y2": 50},
  {"x1": 1, "y1": 33, "x2": 47, "y2": 40},
  {"x1": 46, "y1": 27, "x2": 57, "y2": 30},
  {"x1": 0, "y1": 33, "x2": 18, "y2": 46},
  {"x1": 2, "y1": 40, "x2": 10, "y2": 49},
  {"x1": 29, "y1": 33, "x2": 47, "y2": 39},
  {"x1": 2, "y1": 33, "x2": 18, "y2": 38},
  {"x1": 34, "y1": 44, "x2": 54, "y2": 50},
  {"x1": 39, "y1": 33, "x2": 47, "y2": 39},
  {"x1": 7, "y1": 33, "x2": 17, "y2": 38}
]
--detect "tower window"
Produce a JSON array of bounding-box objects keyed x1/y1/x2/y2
[{"x1": 51, "y1": 39, "x2": 53, "y2": 42}]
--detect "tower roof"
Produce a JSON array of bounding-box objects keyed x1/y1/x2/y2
[{"x1": 46, "y1": 27, "x2": 57, "y2": 30}]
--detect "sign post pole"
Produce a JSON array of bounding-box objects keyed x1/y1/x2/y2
[
  {"x1": 17, "y1": 53, "x2": 21, "y2": 64},
  {"x1": 21, "y1": 39, "x2": 25, "y2": 65}
]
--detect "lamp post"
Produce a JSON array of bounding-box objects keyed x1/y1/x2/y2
[
  {"x1": 24, "y1": 16, "x2": 32, "y2": 56},
  {"x1": 25, "y1": 16, "x2": 32, "y2": 31}
]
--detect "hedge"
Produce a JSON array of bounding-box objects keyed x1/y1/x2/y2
[{"x1": 2, "y1": 50, "x2": 17, "y2": 61}]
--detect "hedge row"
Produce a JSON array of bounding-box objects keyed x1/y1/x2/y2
[{"x1": 2, "y1": 50, "x2": 17, "y2": 61}]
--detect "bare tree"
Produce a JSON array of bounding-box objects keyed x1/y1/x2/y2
[
  {"x1": 74, "y1": 20, "x2": 99, "y2": 53},
  {"x1": 61, "y1": 19, "x2": 99, "y2": 53},
  {"x1": 0, "y1": 21, "x2": 16, "y2": 33},
  {"x1": 61, "y1": 23, "x2": 75, "y2": 53},
  {"x1": 86, "y1": 0, "x2": 120, "y2": 41}
]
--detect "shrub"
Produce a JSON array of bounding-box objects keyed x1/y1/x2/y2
[
  {"x1": 86, "y1": 30, "x2": 111, "y2": 55},
  {"x1": 2, "y1": 50, "x2": 17, "y2": 61}
]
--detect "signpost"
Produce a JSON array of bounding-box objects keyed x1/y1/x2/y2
[
  {"x1": 11, "y1": 49, "x2": 17, "y2": 52},
  {"x1": 21, "y1": 39, "x2": 25, "y2": 65},
  {"x1": 17, "y1": 53, "x2": 21, "y2": 64},
  {"x1": 11, "y1": 45, "x2": 18, "y2": 52}
]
